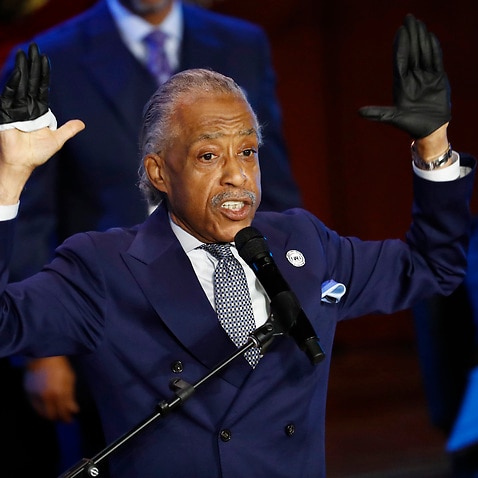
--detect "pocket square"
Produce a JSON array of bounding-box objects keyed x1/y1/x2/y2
[{"x1": 321, "y1": 279, "x2": 346, "y2": 304}]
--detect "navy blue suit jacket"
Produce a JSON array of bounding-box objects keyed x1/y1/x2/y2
[
  {"x1": 0, "y1": 0, "x2": 301, "y2": 279},
  {"x1": 0, "y1": 156, "x2": 474, "y2": 477}
]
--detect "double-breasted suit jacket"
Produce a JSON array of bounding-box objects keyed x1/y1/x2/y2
[{"x1": 0, "y1": 156, "x2": 474, "y2": 477}]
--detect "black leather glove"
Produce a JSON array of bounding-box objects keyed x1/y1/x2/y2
[
  {"x1": 0, "y1": 43, "x2": 50, "y2": 125},
  {"x1": 359, "y1": 14, "x2": 450, "y2": 139}
]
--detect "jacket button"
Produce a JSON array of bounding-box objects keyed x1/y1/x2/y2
[
  {"x1": 219, "y1": 429, "x2": 232, "y2": 442},
  {"x1": 171, "y1": 361, "x2": 183, "y2": 373},
  {"x1": 285, "y1": 423, "x2": 295, "y2": 437}
]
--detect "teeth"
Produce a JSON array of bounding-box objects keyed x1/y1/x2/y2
[{"x1": 222, "y1": 201, "x2": 244, "y2": 210}]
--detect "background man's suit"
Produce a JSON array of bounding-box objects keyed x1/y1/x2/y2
[
  {"x1": 0, "y1": 0, "x2": 301, "y2": 278},
  {"x1": 0, "y1": 155, "x2": 473, "y2": 477}
]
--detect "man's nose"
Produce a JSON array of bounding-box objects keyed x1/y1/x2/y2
[{"x1": 221, "y1": 155, "x2": 247, "y2": 185}]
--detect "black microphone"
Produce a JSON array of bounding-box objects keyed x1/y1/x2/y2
[{"x1": 235, "y1": 226, "x2": 325, "y2": 365}]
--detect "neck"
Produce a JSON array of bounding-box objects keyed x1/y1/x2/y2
[{"x1": 120, "y1": 0, "x2": 174, "y2": 25}]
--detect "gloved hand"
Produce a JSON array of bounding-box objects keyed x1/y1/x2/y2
[
  {"x1": 359, "y1": 14, "x2": 450, "y2": 139},
  {"x1": 0, "y1": 43, "x2": 50, "y2": 125},
  {"x1": 0, "y1": 44, "x2": 83, "y2": 197}
]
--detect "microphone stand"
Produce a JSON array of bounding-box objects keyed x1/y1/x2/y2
[{"x1": 59, "y1": 319, "x2": 280, "y2": 478}]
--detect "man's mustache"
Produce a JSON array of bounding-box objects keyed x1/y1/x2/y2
[{"x1": 211, "y1": 190, "x2": 257, "y2": 207}]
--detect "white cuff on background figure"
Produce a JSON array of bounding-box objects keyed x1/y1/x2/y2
[{"x1": 0, "y1": 109, "x2": 57, "y2": 132}]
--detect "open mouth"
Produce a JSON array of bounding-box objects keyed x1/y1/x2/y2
[{"x1": 221, "y1": 200, "x2": 246, "y2": 211}]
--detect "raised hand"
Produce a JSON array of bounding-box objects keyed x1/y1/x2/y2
[
  {"x1": 359, "y1": 14, "x2": 450, "y2": 139},
  {"x1": 0, "y1": 43, "x2": 84, "y2": 205}
]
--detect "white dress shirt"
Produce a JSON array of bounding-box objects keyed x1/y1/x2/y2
[
  {"x1": 106, "y1": 0, "x2": 182, "y2": 73},
  {"x1": 170, "y1": 218, "x2": 271, "y2": 328}
]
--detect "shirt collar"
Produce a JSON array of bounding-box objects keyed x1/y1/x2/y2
[
  {"x1": 169, "y1": 216, "x2": 204, "y2": 254},
  {"x1": 169, "y1": 216, "x2": 235, "y2": 254},
  {"x1": 106, "y1": 0, "x2": 183, "y2": 46}
]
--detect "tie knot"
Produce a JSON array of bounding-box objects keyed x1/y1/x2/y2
[
  {"x1": 143, "y1": 29, "x2": 168, "y2": 49},
  {"x1": 200, "y1": 243, "x2": 233, "y2": 261}
]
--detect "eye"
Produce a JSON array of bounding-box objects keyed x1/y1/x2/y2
[
  {"x1": 241, "y1": 148, "x2": 257, "y2": 158},
  {"x1": 200, "y1": 152, "x2": 217, "y2": 162}
]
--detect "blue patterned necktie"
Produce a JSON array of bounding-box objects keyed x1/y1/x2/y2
[
  {"x1": 200, "y1": 243, "x2": 261, "y2": 368},
  {"x1": 143, "y1": 30, "x2": 172, "y2": 85}
]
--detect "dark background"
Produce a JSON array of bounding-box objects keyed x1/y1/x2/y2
[{"x1": 210, "y1": 0, "x2": 478, "y2": 347}]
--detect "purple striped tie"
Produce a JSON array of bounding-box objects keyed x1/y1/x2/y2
[{"x1": 143, "y1": 30, "x2": 172, "y2": 85}]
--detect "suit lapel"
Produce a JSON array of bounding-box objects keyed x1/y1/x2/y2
[{"x1": 122, "y1": 204, "x2": 254, "y2": 387}]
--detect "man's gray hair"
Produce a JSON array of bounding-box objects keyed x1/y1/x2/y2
[{"x1": 137, "y1": 68, "x2": 262, "y2": 207}]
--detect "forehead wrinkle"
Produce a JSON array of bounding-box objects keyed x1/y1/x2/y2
[{"x1": 196, "y1": 128, "x2": 258, "y2": 142}]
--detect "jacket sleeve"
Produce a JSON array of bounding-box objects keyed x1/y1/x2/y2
[{"x1": 334, "y1": 154, "x2": 476, "y2": 320}]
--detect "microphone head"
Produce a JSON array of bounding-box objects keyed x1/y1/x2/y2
[{"x1": 235, "y1": 226, "x2": 271, "y2": 265}]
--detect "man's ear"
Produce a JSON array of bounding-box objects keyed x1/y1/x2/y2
[{"x1": 144, "y1": 153, "x2": 168, "y2": 194}]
